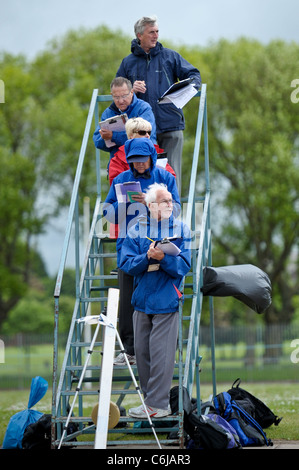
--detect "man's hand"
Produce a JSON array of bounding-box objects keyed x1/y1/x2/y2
[
  {"x1": 147, "y1": 242, "x2": 165, "y2": 261},
  {"x1": 133, "y1": 80, "x2": 147, "y2": 94},
  {"x1": 100, "y1": 128, "x2": 113, "y2": 141}
]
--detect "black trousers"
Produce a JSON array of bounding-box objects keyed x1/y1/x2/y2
[{"x1": 118, "y1": 269, "x2": 134, "y2": 355}]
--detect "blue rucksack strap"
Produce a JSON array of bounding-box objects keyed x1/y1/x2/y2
[{"x1": 231, "y1": 401, "x2": 272, "y2": 446}]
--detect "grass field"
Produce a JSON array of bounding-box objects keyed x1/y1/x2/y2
[
  {"x1": 1, "y1": 339, "x2": 299, "y2": 389},
  {"x1": 1, "y1": 381, "x2": 298, "y2": 447}
]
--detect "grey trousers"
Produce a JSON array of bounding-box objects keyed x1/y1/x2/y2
[
  {"x1": 157, "y1": 130, "x2": 183, "y2": 195},
  {"x1": 133, "y1": 310, "x2": 179, "y2": 410}
]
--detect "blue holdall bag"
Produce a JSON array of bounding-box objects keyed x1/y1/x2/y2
[{"x1": 213, "y1": 391, "x2": 273, "y2": 447}]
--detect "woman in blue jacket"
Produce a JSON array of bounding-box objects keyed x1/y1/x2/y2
[
  {"x1": 119, "y1": 183, "x2": 191, "y2": 418},
  {"x1": 103, "y1": 138, "x2": 180, "y2": 366}
]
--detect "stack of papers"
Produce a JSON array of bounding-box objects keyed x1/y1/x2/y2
[
  {"x1": 156, "y1": 157, "x2": 168, "y2": 169},
  {"x1": 158, "y1": 78, "x2": 198, "y2": 109}
]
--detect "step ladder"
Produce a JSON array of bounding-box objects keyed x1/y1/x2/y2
[{"x1": 51, "y1": 84, "x2": 216, "y2": 448}]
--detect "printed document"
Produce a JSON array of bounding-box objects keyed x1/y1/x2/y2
[{"x1": 158, "y1": 79, "x2": 198, "y2": 109}]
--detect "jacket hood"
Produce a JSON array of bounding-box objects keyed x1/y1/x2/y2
[
  {"x1": 124, "y1": 137, "x2": 157, "y2": 168},
  {"x1": 131, "y1": 38, "x2": 163, "y2": 58}
]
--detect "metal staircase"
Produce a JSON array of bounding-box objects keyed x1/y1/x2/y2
[{"x1": 51, "y1": 84, "x2": 216, "y2": 448}]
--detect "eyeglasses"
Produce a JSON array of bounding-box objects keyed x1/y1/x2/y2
[
  {"x1": 134, "y1": 129, "x2": 152, "y2": 136},
  {"x1": 158, "y1": 199, "x2": 173, "y2": 206},
  {"x1": 112, "y1": 92, "x2": 131, "y2": 101}
]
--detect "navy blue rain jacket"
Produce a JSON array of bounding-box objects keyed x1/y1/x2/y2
[
  {"x1": 116, "y1": 40, "x2": 201, "y2": 134},
  {"x1": 119, "y1": 214, "x2": 191, "y2": 314}
]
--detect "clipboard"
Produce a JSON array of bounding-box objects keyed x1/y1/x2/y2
[
  {"x1": 154, "y1": 237, "x2": 182, "y2": 256},
  {"x1": 99, "y1": 114, "x2": 128, "y2": 148}
]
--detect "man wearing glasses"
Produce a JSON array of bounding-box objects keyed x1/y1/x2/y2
[
  {"x1": 119, "y1": 183, "x2": 191, "y2": 418},
  {"x1": 93, "y1": 77, "x2": 157, "y2": 160}
]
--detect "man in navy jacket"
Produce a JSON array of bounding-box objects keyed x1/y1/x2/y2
[
  {"x1": 119, "y1": 183, "x2": 191, "y2": 418},
  {"x1": 116, "y1": 16, "x2": 201, "y2": 193}
]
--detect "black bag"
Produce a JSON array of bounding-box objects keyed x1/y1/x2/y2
[
  {"x1": 185, "y1": 413, "x2": 232, "y2": 450},
  {"x1": 22, "y1": 414, "x2": 52, "y2": 449},
  {"x1": 169, "y1": 385, "x2": 195, "y2": 416},
  {"x1": 169, "y1": 386, "x2": 239, "y2": 450},
  {"x1": 22, "y1": 412, "x2": 79, "y2": 449},
  {"x1": 202, "y1": 265, "x2": 272, "y2": 313},
  {"x1": 227, "y1": 378, "x2": 282, "y2": 429}
]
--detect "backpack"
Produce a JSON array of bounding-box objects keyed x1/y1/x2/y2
[
  {"x1": 185, "y1": 412, "x2": 240, "y2": 450},
  {"x1": 227, "y1": 378, "x2": 282, "y2": 429},
  {"x1": 169, "y1": 386, "x2": 241, "y2": 449},
  {"x1": 206, "y1": 414, "x2": 241, "y2": 449},
  {"x1": 213, "y1": 391, "x2": 273, "y2": 447}
]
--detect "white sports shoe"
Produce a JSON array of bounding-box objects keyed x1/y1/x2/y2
[
  {"x1": 128, "y1": 404, "x2": 171, "y2": 419},
  {"x1": 113, "y1": 352, "x2": 136, "y2": 366}
]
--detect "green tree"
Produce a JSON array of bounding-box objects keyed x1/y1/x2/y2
[
  {"x1": 0, "y1": 54, "x2": 45, "y2": 328},
  {"x1": 0, "y1": 27, "x2": 131, "y2": 328},
  {"x1": 0, "y1": 147, "x2": 43, "y2": 327},
  {"x1": 204, "y1": 39, "x2": 299, "y2": 330},
  {"x1": 1, "y1": 27, "x2": 299, "y2": 338}
]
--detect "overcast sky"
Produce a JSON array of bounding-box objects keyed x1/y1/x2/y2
[
  {"x1": 2, "y1": 0, "x2": 299, "y2": 276},
  {"x1": 1, "y1": 0, "x2": 299, "y2": 59}
]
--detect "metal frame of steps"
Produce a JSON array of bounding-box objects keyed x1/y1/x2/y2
[{"x1": 51, "y1": 84, "x2": 216, "y2": 448}]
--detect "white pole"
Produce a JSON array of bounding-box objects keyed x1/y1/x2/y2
[{"x1": 94, "y1": 289, "x2": 119, "y2": 449}]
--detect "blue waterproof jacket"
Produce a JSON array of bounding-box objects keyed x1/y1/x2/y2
[
  {"x1": 103, "y1": 138, "x2": 180, "y2": 265},
  {"x1": 93, "y1": 93, "x2": 157, "y2": 158},
  {"x1": 119, "y1": 214, "x2": 191, "y2": 314},
  {"x1": 116, "y1": 40, "x2": 201, "y2": 134}
]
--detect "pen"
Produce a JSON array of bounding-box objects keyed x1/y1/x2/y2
[{"x1": 146, "y1": 236, "x2": 155, "y2": 243}]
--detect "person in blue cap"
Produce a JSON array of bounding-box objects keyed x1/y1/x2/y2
[{"x1": 103, "y1": 137, "x2": 180, "y2": 365}]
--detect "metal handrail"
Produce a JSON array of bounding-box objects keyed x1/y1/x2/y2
[{"x1": 54, "y1": 88, "x2": 99, "y2": 298}]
